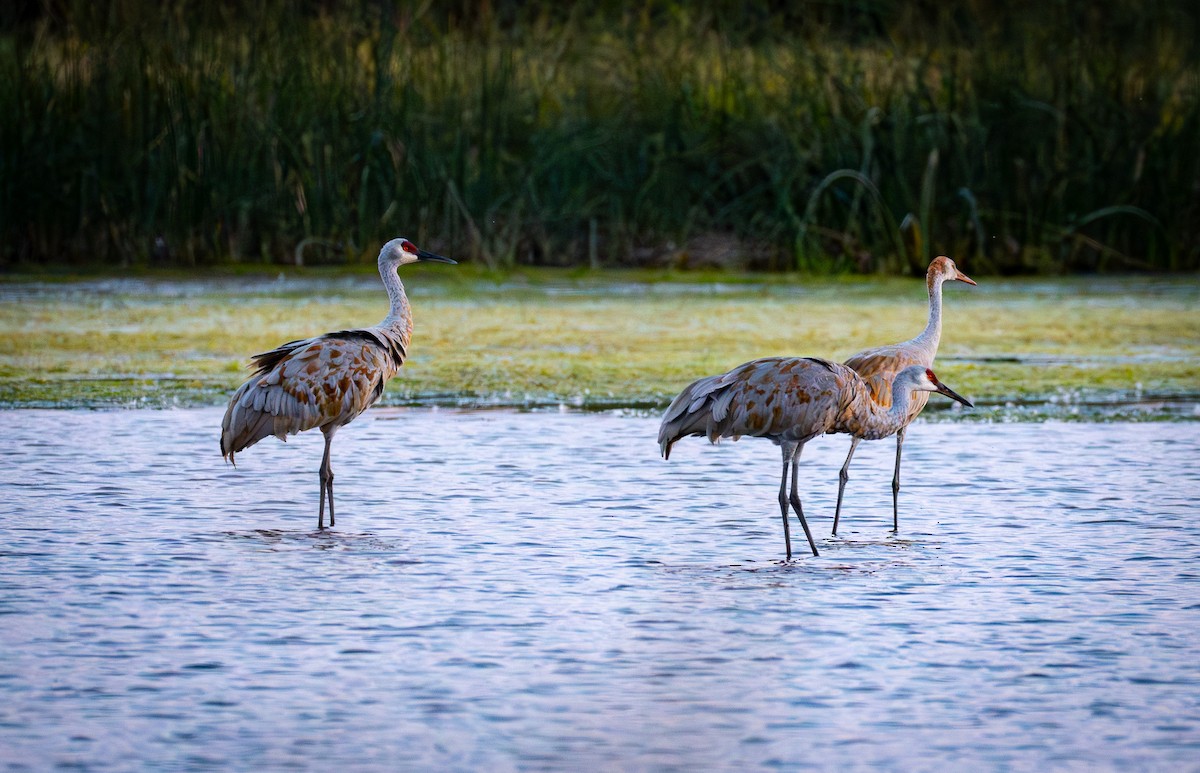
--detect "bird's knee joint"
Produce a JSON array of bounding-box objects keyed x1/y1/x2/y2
[{"x1": 839, "y1": 469, "x2": 850, "y2": 483}]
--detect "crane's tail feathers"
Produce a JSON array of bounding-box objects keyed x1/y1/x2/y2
[
  {"x1": 221, "y1": 410, "x2": 280, "y2": 458},
  {"x1": 220, "y1": 376, "x2": 302, "y2": 463},
  {"x1": 658, "y1": 373, "x2": 734, "y2": 458},
  {"x1": 220, "y1": 437, "x2": 237, "y2": 466},
  {"x1": 222, "y1": 376, "x2": 284, "y2": 460}
]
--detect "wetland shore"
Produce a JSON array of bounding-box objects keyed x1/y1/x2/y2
[{"x1": 2, "y1": 269, "x2": 1197, "y2": 419}]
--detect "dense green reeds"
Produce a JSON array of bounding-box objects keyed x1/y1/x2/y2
[{"x1": 2, "y1": 1, "x2": 1198, "y2": 272}]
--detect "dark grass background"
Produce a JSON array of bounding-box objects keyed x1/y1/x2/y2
[{"x1": 3, "y1": 0, "x2": 1198, "y2": 273}]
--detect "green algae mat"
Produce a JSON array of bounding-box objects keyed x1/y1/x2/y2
[{"x1": 2, "y1": 271, "x2": 1197, "y2": 420}]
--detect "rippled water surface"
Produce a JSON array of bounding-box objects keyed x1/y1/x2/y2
[{"x1": 2, "y1": 408, "x2": 1199, "y2": 770}]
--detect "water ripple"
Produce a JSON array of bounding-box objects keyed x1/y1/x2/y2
[{"x1": 0, "y1": 409, "x2": 1198, "y2": 770}]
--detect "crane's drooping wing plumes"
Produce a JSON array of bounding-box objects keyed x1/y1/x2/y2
[
  {"x1": 219, "y1": 327, "x2": 408, "y2": 463},
  {"x1": 658, "y1": 357, "x2": 859, "y2": 458}
]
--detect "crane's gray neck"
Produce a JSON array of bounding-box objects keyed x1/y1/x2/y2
[
  {"x1": 909, "y1": 274, "x2": 945, "y2": 359},
  {"x1": 379, "y1": 262, "x2": 411, "y2": 329},
  {"x1": 855, "y1": 376, "x2": 919, "y2": 439}
]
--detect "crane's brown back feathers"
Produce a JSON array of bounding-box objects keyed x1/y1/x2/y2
[
  {"x1": 220, "y1": 326, "x2": 409, "y2": 463},
  {"x1": 658, "y1": 357, "x2": 857, "y2": 458},
  {"x1": 841, "y1": 347, "x2": 932, "y2": 418}
]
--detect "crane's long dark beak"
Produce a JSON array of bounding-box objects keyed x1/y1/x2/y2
[
  {"x1": 956, "y1": 271, "x2": 978, "y2": 286},
  {"x1": 416, "y1": 249, "x2": 457, "y2": 265},
  {"x1": 935, "y1": 381, "x2": 974, "y2": 408}
]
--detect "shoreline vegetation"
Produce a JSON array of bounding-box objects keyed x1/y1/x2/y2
[
  {"x1": 3, "y1": 1, "x2": 1199, "y2": 273},
  {"x1": 2, "y1": 269, "x2": 1197, "y2": 420}
]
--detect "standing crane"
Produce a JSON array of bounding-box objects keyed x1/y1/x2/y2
[
  {"x1": 659, "y1": 358, "x2": 972, "y2": 559},
  {"x1": 833, "y1": 256, "x2": 976, "y2": 535},
  {"x1": 220, "y1": 238, "x2": 456, "y2": 530}
]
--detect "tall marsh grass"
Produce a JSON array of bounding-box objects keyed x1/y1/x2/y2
[{"x1": 2, "y1": 1, "x2": 1198, "y2": 273}]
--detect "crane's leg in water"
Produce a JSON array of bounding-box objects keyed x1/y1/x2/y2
[
  {"x1": 319, "y1": 430, "x2": 336, "y2": 530},
  {"x1": 832, "y1": 437, "x2": 861, "y2": 536},
  {"x1": 891, "y1": 427, "x2": 906, "y2": 532},
  {"x1": 317, "y1": 464, "x2": 326, "y2": 531},
  {"x1": 789, "y1": 444, "x2": 819, "y2": 557},
  {"x1": 327, "y1": 465, "x2": 335, "y2": 529},
  {"x1": 776, "y1": 443, "x2": 795, "y2": 560}
]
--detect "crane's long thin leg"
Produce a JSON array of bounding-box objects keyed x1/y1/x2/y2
[
  {"x1": 319, "y1": 430, "x2": 335, "y2": 530},
  {"x1": 318, "y1": 467, "x2": 327, "y2": 531},
  {"x1": 832, "y1": 437, "x2": 861, "y2": 536},
  {"x1": 776, "y1": 445, "x2": 794, "y2": 560},
  {"x1": 327, "y1": 463, "x2": 336, "y2": 529},
  {"x1": 891, "y1": 427, "x2": 906, "y2": 532},
  {"x1": 788, "y1": 444, "x2": 819, "y2": 557}
]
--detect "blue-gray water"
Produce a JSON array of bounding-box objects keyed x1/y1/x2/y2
[{"x1": 2, "y1": 408, "x2": 1199, "y2": 771}]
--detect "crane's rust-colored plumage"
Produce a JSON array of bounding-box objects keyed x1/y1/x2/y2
[
  {"x1": 220, "y1": 327, "x2": 408, "y2": 461},
  {"x1": 220, "y1": 237, "x2": 455, "y2": 529},
  {"x1": 659, "y1": 357, "x2": 856, "y2": 457},
  {"x1": 659, "y1": 357, "x2": 972, "y2": 560},
  {"x1": 833, "y1": 256, "x2": 976, "y2": 534}
]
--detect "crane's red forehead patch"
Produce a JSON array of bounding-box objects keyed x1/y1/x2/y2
[
  {"x1": 925, "y1": 368, "x2": 936, "y2": 381},
  {"x1": 401, "y1": 240, "x2": 418, "y2": 253}
]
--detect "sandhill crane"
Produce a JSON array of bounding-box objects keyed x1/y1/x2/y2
[
  {"x1": 220, "y1": 238, "x2": 456, "y2": 530},
  {"x1": 833, "y1": 256, "x2": 976, "y2": 535},
  {"x1": 659, "y1": 359, "x2": 972, "y2": 559}
]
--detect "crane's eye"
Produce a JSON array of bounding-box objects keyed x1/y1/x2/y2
[
  {"x1": 925, "y1": 368, "x2": 936, "y2": 381},
  {"x1": 401, "y1": 240, "x2": 417, "y2": 253}
]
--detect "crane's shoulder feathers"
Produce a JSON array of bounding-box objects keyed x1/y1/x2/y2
[
  {"x1": 249, "y1": 327, "x2": 407, "y2": 376},
  {"x1": 843, "y1": 347, "x2": 932, "y2": 412},
  {"x1": 323, "y1": 328, "x2": 407, "y2": 368},
  {"x1": 844, "y1": 346, "x2": 924, "y2": 372}
]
